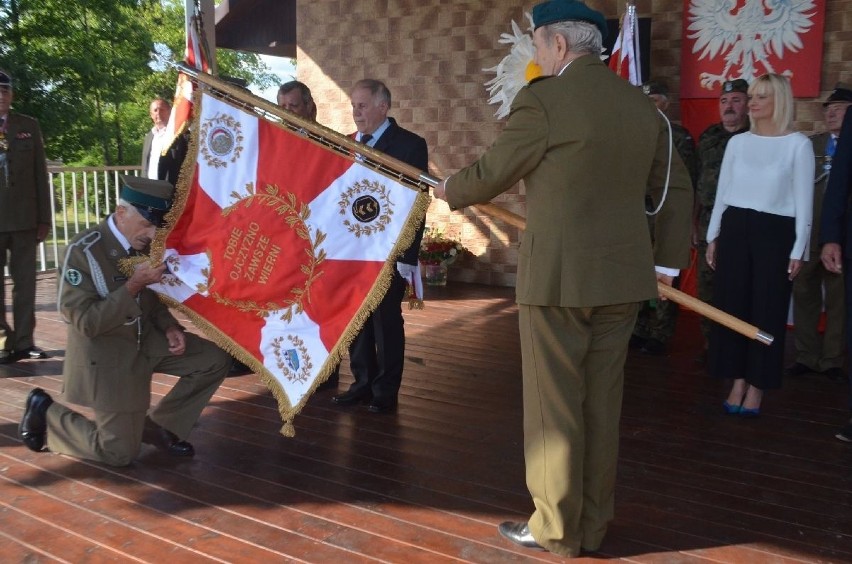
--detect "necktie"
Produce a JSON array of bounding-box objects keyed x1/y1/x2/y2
[
  {"x1": 360, "y1": 133, "x2": 372, "y2": 144},
  {"x1": 827, "y1": 136, "x2": 837, "y2": 158}
]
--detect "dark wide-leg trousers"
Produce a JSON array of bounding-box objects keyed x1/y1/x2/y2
[{"x1": 708, "y1": 207, "x2": 795, "y2": 390}]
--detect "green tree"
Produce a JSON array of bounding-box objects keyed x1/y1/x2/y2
[{"x1": 0, "y1": 0, "x2": 277, "y2": 166}]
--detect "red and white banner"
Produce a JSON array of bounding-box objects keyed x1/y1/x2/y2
[
  {"x1": 608, "y1": 4, "x2": 641, "y2": 86},
  {"x1": 163, "y1": 7, "x2": 210, "y2": 150},
  {"x1": 680, "y1": 0, "x2": 825, "y2": 99},
  {"x1": 150, "y1": 92, "x2": 429, "y2": 435}
]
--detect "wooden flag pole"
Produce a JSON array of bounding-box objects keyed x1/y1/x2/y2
[
  {"x1": 470, "y1": 203, "x2": 774, "y2": 346},
  {"x1": 176, "y1": 66, "x2": 772, "y2": 346}
]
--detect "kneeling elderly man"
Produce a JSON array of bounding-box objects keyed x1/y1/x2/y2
[{"x1": 19, "y1": 176, "x2": 230, "y2": 466}]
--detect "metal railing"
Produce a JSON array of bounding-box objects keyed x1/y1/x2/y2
[{"x1": 36, "y1": 165, "x2": 143, "y2": 272}]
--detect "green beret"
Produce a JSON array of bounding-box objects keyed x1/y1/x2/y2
[
  {"x1": 720, "y1": 79, "x2": 748, "y2": 96},
  {"x1": 119, "y1": 175, "x2": 174, "y2": 227},
  {"x1": 532, "y1": 0, "x2": 608, "y2": 41}
]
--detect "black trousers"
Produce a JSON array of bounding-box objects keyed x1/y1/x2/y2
[
  {"x1": 708, "y1": 207, "x2": 795, "y2": 390},
  {"x1": 347, "y1": 272, "x2": 408, "y2": 402}
]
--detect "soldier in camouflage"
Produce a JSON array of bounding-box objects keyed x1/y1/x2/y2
[
  {"x1": 693, "y1": 79, "x2": 750, "y2": 357},
  {"x1": 632, "y1": 80, "x2": 697, "y2": 355},
  {"x1": 789, "y1": 83, "x2": 852, "y2": 382}
]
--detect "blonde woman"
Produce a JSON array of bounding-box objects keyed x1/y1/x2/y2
[{"x1": 705, "y1": 73, "x2": 814, "y2": 417}]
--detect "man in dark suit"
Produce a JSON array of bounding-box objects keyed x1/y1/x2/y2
[
  {"x1": 820, "y1": 101, "x2": 852, "y2": 443},
  {"x1": 0, "y1": 69, "x2": 51, "y2": 364},
  {"x1": 434, "y1": 0, "x2": 692, "y2": 556},
  {"x1": 19, "y1": 176, "x2": 230, "y2": 466},
  {"x1": 790, "y1": 84, "x2": 851, "y2": 382},
  {"x1": 331, "y1": 79, "x2": 428, "y2": 413},
  {"x1": 141, "y1": 97, "x2": 171, "y2": 179}
]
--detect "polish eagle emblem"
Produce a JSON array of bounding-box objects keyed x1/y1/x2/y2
[{"x1": 687, "y1": 0, "x2": 816, "y2": 90}]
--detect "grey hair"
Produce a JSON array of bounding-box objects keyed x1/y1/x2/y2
[
  {"x1": 352, "y1": 78, "x2": 392, "y2": 109},
  {"x1": 544, "y1": 20, "x2": 603, "y2": 56},
  {"x1": 117, "y1": 198, "x2": 140, "y2": 217}
]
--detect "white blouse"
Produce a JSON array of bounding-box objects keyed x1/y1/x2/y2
[{"x1": 706, "y1": 131, "x2": 815, "y2": 260}]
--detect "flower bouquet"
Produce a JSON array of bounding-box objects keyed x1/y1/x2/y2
[{"x1": 419, "y1": 226, "x2": 466, "y2": 286}]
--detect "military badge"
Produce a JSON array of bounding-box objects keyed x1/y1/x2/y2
[{"x1": 65, "y1": 268, "x2": 83, "y2": 286}]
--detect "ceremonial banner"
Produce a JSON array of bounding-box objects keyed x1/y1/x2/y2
[
  {"x1": 608, "y1": 4, "x2": 642, "y2": 86},
  {"x1": 164, "y1": 5, "x2": 210, "y2": 149},
  {"x1": 149, "y1": 91, "x2": 429, "y2": 435}
]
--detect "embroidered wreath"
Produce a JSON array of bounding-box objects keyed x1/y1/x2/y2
[
  {"x1": 339, "y1": 179, "x2": 394, "y2": 237},
  {"x1": 212, "y1": 184, "x2": 326, "y2": 323}
]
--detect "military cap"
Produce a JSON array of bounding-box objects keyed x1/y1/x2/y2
[
  {"x1": 119, "y1": 175, "x2": 174, "y2": 227},
  {"x1": 642, "y1": 81, "x2": 668, "y2": 97},
  {"x1": 823, "y1": 82, "x2": 852, "y2": 106},
  {"x1": 720, "y1": 79, "x2": 748, "y2": 96},
  {"x1": 0, "y1": 69, "x2": 11, "y2": 89},
  {"x1": 532, "y1": 0, "x2": 608, "y2": 40}
]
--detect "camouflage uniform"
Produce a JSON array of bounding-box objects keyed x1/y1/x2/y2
[
  {"x1": 633, "y1": 123, "x2": 697, "y2": 347},
  {"x1": 791, "y1": 131, "x2": 845, "y2": 371},
  {"x1": 695, "y1": 122, "x2": 749, "y2": 340}
]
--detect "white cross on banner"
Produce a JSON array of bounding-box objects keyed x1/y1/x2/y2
[{"x1": 148, "y1": 91, "x2": 429, "y2": 435}]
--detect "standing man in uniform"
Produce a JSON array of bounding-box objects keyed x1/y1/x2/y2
[
  {"x1": 19, "y1": 176, "x2": 230, "y2": 466},
  {"x1": 821, "y1": 101, "x2": 852, "y2": 443},
  {"x1": 330, "y1": 79, "x2": 428, "y2": 414},
  {"x1": 434, "y1": 0, "x2": 692, "y2": 555},
  {"x1": 0, "y1": 69, "x2": 51, "y2": 364},
  {"x1": 631, "y1": 80, "x2": 697, "y2": 355},
  {"x1": 693, "y1": 79, "x2": 750, "y2": 357},
  {"x1": 789, "y1": 83, "x2": 852, "y2": 381}
]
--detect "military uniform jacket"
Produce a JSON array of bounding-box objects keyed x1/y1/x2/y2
[
  {"x1": 446, "y1": 54, "x2": 693, "y2": 308},
  {"x1": 0, "y1": 112, "x2": 50, "y2": 231},
  {"x1": 59, "y1": 220, "x2": 179, "y2": 412},
  {"x1": 695, "y1": 122, "x2": 749, "y2": 241}
]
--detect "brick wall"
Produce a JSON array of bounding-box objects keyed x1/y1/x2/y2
[{"x1": 298, "y1": 0, "x2": 852, "y2": 287}]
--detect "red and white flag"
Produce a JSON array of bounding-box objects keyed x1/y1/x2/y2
[
  {"x1": 608, "y1": 4, "x2": 642, "y2": 86},
  {"x1": 163, "y1": 7, "x2": 210, "y2": 150},
  {"x1": 149, "y1": 92, "x2": 428, "y2": 435}
]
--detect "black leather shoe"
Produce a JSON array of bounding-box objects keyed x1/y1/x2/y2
[
  {"x1": 0, "y1": 349, "x2": 14, "y2": 364},
  {"x1": 785, "y1": 362, "x2": 814, "y2": 377},
  {"x1": 332, "y1": 388, "x2": 371, "y2": 406},
  {"x1": 20, "y1": 388, "x2": 53, "y2": 452},
  {"x1": 498, "y1": 522, "x2": 545, "y2": 551},
  {"x1": 823, "y1": 367, "x2": 847, "y2": 382},
  {"x1": 142, "y1": 417, "x2": 195, "y2": 457},
  {"x1": 228, "y1": 358, "x2": 253, "y2": 376},
  {"x1": 367, "y1": 398, "x2": 397, "y2": 414},
  {"x1": 11, "y1": 347, "x2": 48, "y2": 362}
]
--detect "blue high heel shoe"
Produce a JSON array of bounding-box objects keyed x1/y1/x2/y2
[
  {"x1": 723, "y1": 400, "x2": 742, "y2": 415},
  {"x1": 739, "y1": 406, "x2": 760, "y2": 418}
]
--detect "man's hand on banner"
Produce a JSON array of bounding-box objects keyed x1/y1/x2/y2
[
  {"x1": 433, "y1": 180, "x2": 448, "y2": 201},
  {"x1": 127, "y1": 262, "x2": 168, "y2": 297}
]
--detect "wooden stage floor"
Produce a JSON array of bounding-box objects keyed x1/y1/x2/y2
[{"x1": 1, "y1": 273, "x2": 851, "y2": 563}]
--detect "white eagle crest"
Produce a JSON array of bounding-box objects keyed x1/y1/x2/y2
[{"x1": 687, "y1": 0, "x2": 816, "y2": 90}]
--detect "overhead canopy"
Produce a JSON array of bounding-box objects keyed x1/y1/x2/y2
[{"x1": 214, "y1": 0, "x2": 296, "y2": 58}]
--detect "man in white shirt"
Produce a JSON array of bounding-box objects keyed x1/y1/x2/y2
[{"x1": 141, "y1": 97, "x2": 171, "y2": 179}]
